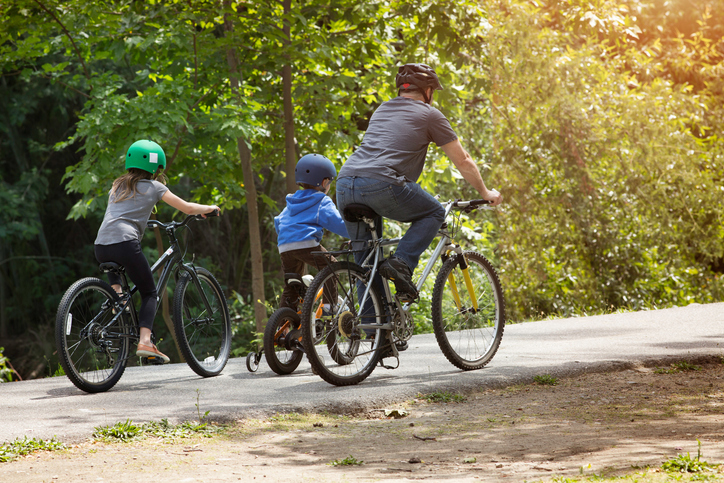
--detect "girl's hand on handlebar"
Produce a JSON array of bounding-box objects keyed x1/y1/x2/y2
[{"x1": 201, "y1": 205, "x2": 220, "y2": 218}]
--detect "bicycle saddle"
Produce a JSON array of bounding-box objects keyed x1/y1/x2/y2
[
  {"x1": 99, "y1": 262, "x2": 124, "y2": 274},
  {"x1": 284, "y1": 272, "x2": 304, "y2": 288},
  {"x1": 343, "y1": 204, "x2": 379, "y2": 223}
]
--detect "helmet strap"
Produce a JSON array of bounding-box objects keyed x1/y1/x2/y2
[{"x1": 398, "y1": 87, "x2": 431, "y2": 104}]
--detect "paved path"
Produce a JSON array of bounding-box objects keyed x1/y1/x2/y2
[{"x1": 2, "y1": 302, "x2": 722, "y2": 444}]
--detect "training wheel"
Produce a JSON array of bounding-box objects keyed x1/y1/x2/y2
[{"x1": 246, "y1": 352, "x2": 260, "y2": 372}]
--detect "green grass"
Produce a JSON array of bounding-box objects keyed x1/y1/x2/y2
[
  {"x1": 330, "y1": 455, "x2": 363, "y2": 466},
  {"x1": 654, "y1": 361, "x2": 702, "y2": 374},
  {"x1": 534, "y1": 374, "x2": 559, "y2": 386},
  {"x1": 418, "y1": 391, "x2": 467, "y2": 403},
  {"x1": 93, "y1": 418, "x2": 222, "y2": 442},
  {"x1": 662, "y1": 441, "x2": 719, "y2": 474},
  {"x1": 0, "y1": 436, "x2": 66, "y2": 463}
]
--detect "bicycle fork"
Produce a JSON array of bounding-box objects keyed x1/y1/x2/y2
[{"x1": 444, "y1": 247, "x2": 479, "y2": 313}]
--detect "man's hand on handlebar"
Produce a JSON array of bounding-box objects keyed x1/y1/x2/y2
[{"x1": 482, "y1": 189, "x2": 502, "y2": 206}]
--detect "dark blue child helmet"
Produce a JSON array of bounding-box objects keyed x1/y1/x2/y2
[{"x1": 295, "y1": 154, "x2": 337, "y2": 187}]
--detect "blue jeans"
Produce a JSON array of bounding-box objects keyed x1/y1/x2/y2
[{"x1": 336, "y1": 177, "x2": 445, "y2": 271}]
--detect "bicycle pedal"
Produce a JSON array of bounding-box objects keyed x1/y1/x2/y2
[{"x1": 143, "y1": 356, "x2": 167, "y2": 365}]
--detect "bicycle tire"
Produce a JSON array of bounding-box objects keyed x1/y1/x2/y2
[
  {"x1": 55, "y1": 277, "x2": 132, "y2": 393},
  {"x1": 173, "y1": 267, "x2": 231, "y2": 377},
  {"x1": 300, "y1": 262, "x2": 384, "y2": 386},
  {"x1": 264, "y1": 307, "x2": 304, "y2": 375},
  {"x1": 431, "y1": 251, "x2": 505, "y2": 370}
]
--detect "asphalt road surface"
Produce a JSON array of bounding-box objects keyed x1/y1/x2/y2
[{"x1": 2, "y1": 302, "x2": 722, "y2": 444}]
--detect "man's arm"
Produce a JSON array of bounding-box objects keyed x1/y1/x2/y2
[{"x1": 440, "y1": 139, "x2": 502, "y2": 205}]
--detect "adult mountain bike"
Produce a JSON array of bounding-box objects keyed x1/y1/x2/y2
[
  {"x1": 299, "y1": 199, "x2": 505, "y2": 386},
  {"x1": 55, "y1": 212, "x2": 231, "y2": 393}
]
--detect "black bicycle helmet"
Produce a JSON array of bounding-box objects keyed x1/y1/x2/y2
[
  {"x1": 395, "y1": 63, "x2": 443, "y2": 103},
  {"x1": 295, "y1": 154, "x2": 337, "y2": 187}
]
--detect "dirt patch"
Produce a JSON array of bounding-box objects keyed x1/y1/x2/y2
[{"x1": 6, "y1": 358, "x2": 724, "y2": 482}]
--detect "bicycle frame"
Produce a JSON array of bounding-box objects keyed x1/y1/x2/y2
[
  {"x1": 103, "y1": 216, "x2": 216, "y2": 340},
  {"x1": 350, "y1": 199, "x2": 492, "y2": 332}
]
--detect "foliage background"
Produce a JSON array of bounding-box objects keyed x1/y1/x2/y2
[{"x1": 1, "y1": 0, "x2": 723, "y2": 380}]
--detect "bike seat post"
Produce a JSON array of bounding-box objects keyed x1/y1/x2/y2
[
  {"x1": 364, "y1": 216, "x2": 380, "y2": 242},
  {"x1": 99, "y1": 263, "x2": 127, "y2": 289}
]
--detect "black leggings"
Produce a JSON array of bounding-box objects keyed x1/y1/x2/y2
[{"x1": 95, "y1": 240, "x2": 157, "y2": 330}]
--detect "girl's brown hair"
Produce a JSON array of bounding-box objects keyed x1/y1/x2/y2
[{"x1": 111, "y1": 168, "x2": 168, "y2": 203}]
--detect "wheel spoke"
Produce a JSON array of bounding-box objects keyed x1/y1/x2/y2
[
  {"x1": 301, "y1": 262, "x2": 383, "y2": 386},
  {"x1": 55, "y1": 278, "x2": 130, "y2": 393},
  {"x1": 432, "y1": 252, "x2": 505, "y2": 370},
  {"x1": 173, "y1": 269, "x2": 231, "y2": 377}
]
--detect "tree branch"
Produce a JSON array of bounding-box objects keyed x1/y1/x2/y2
[{"x1": 32, "y1": 0, "x2": 92, "y2": 83}]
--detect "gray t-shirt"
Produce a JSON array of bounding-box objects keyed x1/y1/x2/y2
[
  {"x1": 338, "y1": 96, "x2": 458, "y2": 185},
  {"x1": 94, "y1": 179, "x2": 169, "y2": 245}
]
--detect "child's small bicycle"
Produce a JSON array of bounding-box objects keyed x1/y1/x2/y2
[
  {"x1": 55, "y1": 213, "x2": 231, "y2": 393},
  {"x1": 245, "y1": 273, "x2": 336, "y2": 374}
]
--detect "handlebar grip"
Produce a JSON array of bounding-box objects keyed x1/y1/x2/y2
[{"x1": 193, "y1": 209, "x2": 220, "y2": 220}]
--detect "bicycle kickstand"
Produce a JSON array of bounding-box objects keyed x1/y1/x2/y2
[{"x1": 378, "y1": 337, "x2": 400, "y2": 370}]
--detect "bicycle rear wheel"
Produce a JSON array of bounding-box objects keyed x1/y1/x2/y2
[
  {"x1": 300, "y1": 262, "x2": 384, "y2": 386},
  {"x1": 173, "y1": 267, "x2": 231, "y2": 377},
  {"x1": 55, "y1": 278, "x2": 132, "y2": 393},
  {"x1": 431, "y1": 251, "x2": 505, "y2": 370},
  {"x1": 264, "y1": 307, "x2": 304, "y2": 375}
]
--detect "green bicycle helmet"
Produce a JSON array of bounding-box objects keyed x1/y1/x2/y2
[{"x1": 125, "y1": 140, "x2": 166, "y2": 174}]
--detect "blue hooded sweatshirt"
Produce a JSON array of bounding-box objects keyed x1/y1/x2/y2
[{"x1": 274, "y1": 189, "x2": 349, "y2": 253}]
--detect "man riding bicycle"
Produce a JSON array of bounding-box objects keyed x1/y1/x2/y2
[{"x1": 336, "y1": 63, "x2": 502, "y2": 303}]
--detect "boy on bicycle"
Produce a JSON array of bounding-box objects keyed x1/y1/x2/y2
[{"x1": 274, "y1": 154, "x2": 348, "y2": 310}]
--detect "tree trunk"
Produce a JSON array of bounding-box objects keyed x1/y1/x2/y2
[
  {"x1": 0, "y1": 244, "x2": 6, "y2": 339},
  {"x1": 224, "y1": 0, "x2": 267, "y2": 334},
  {"x1": 282, "y1": 0, "x2": 297, "y2": 194}
]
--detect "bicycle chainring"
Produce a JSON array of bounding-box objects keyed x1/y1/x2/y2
[{"x1": 392, "y1": 308, "x2": 414, "y2": 341}]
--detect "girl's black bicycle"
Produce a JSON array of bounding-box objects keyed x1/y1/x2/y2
[{"x1": 55, "y1": 213, "x2": 231, "y2": 393}]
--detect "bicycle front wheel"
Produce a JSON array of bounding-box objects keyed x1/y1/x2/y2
[
  {"x1": 173, "y1": 267, "x2": 231, "y2": 377},
  {"x1": 300, "y1": 262, "x2": 384, "y2": 386},
  {"x1": 264, "y1": 307, "x2": 304, "y2": 375},
  {"x1": 431, "y1": 251, "x2": 505, "y2": 370},
  {"x1": 55, "y1": 278, "x2": 132, "y2": 393}
]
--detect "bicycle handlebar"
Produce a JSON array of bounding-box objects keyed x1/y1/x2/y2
[
  {"x1": 452, "y1": 199, "x2": 491, "y2": 207},
  {"x1": 147, "y1": 209, "x2": 219, "y2": 231},
  {"x1": 448, "y1": 199, "x2": 494, "y2": 213}
]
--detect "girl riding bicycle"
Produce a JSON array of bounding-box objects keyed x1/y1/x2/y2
[{"x1": 94, "y1": 140, "x2": 219, "y2": 363}]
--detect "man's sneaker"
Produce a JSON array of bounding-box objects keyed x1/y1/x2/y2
[{"x1": 379, "y1": 257, "x2": 418, "y2": 301}]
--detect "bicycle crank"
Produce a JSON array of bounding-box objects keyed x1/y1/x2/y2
[{"x1": 283, "y1": 328, "x2": 304, "y2": 351}]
